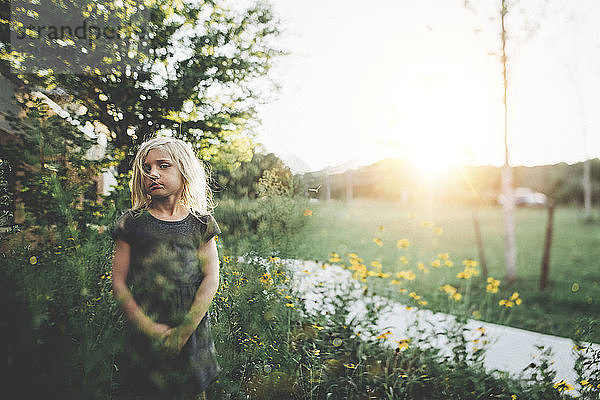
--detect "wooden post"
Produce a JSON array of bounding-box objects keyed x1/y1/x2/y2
[
  {"x1": 472, "y1": 206, "x2": 488, "y2": 278},
  {"x1": 540, "y1": 200, "x2": 555, "y2": 290}
]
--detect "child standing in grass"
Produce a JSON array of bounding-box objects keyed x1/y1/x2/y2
[{"x1": 111, "y1": 136, "x2": 221, "y2": 399}]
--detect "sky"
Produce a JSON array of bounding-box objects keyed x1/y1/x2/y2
[{"x1": 254, "y1": 0, "x2": 600, "y2": 173}]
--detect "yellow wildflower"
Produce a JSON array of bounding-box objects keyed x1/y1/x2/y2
[
  {"x1": 400, "y1": 256, "x2": 409, "y2": 265},
  {"x1": 285, "y1": 303, "x2": 295, "y2": 308},
  {"x1": 438, "y1": 253, "x2": 450, "y2": 260},
  {"x1": 311, "y1": 324, "x2": 324, "y2": 330},
  {"x1": 29, "y1": 256, "x2": 37, "y2": 265},
  {"x1": 486, "y1": 277, "x2": 500, "y2": 293},
  {"x1": 376, "y1": 330, "x2": 393, "y2": 340},
  {"x1": 377, "y1": 225, "x2": 385, "y2": 231},
  {"x1": 553, "y1": 380, "x2": 574, "y2": 392},
  {"x1": 420, "y1": 220, "x2": 434, "y2": 228},
  {"x1": 304, "y1": 209, "x2": 312, "y2": 216},
  {"x1": 373, "y1": 238, "x2": 383, "y2": 247},
  {"x1": 433, "y1": 226, "x2": 443, "y2": 235},
  {"x1": 332, "y1": 338, "x2": 342, "y2": 347},
  {"x1": 444, "y1": 260, "x2": 454, "y2": 267},
  {"x1": 409, "y1": 292, "x2": 421, "y2": 300},
  {"x1": 269, "y1": 256, "x2": 280, "y2": 262},
  {"x1": 344, "y1": 363, "x2": 357, "y2": 369},
  {"x1": 430, "y1": 259, "x2": 441, "y2": 268},
  {"x1": 463, "y1": 259, "x2": 478, "y2": 267},
  {"x1": 390, "y1": 279, "x2": 401, "y2": 285},
  {"x1": 499, "y1": 299, "x2": 514, "y2": 308},
  {"x1": 441, "y1": 284, "x2": 457, "y2": 295},
  {"x1": 452, "y1": 292, "x2": 462, "y2": 301},
  {"x1": 259, "y1": 273, "x2": 273, "y2": 284},
  {"x1": 457, "y1": 265, "x2": 479, "y2": 279},
  {"x1": 418, "y1": 300, "x2": 428, "y2": 306},
  {"x1": 328, "y1": 252, "x2": 342, "y2": 263},
  {"x1": 370, "y1": 260, "x2": 382, "y2": 269},
  {"x1": 395, "y1": 338, "x2": 410, "y2": 351},
  {"x1": 403, "y1": 270, "x2": 416, "y2": 281},
  {"x1": 396, "y1": 238, "x2": 410, "y2": 249}
]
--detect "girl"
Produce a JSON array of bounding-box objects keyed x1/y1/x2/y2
[{"x1": 111, "y1": 136, "x2": 221, "y2": 399}]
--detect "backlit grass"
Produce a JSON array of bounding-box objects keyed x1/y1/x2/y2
[{"x1": 292, "y1": 199, "x2": 600, "y2": 341}]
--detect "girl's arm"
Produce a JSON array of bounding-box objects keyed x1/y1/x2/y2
[
  {"x1": 112, "y1": 239, "x2": 170, "y2": 339},
  {"x1": 162, "y1": 237, "x2": 220, "y2": 352}
]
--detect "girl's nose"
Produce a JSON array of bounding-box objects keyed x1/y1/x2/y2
[{"x1": 148, "y1": 167, "x2": 160, "y2": 178}]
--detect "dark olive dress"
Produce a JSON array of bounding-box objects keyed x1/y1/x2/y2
[{"x1": 111, "y1": 209, "x2": 221, "y2": 399}]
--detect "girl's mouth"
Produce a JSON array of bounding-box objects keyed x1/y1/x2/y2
[{"x1": 150, "y1": 183, "x2": 163, "y2": 190}]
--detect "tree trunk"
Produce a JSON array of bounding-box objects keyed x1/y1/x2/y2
[
  {"x1": 502, "y1": 164, "x2": 517, "y2": 283},
  {"x1": 501, "y1": 0, "x2": 517, "y2": 283},
  {"x1": 540, "y1": 200, "x2": 555, "y2": 290}
]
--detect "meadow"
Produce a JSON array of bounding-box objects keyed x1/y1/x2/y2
[{"x1": 291, "y1": 199, "x2": 600, "y2": 341}]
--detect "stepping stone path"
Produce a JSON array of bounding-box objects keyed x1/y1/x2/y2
[{"x1": 276, "y1": 258, "x2": 599, "y2": 393}]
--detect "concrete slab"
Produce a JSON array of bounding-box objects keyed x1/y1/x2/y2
[{"x1": 276, "y1": 258, "x2": 599, "y2": 391}]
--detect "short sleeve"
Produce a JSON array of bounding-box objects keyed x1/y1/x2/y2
[
  {"x1": 111, "y1": 210, "x2": 132, "y2": 244},
  {"x1": 201, "y1": 214, "x2": 221, "y2": 243}
]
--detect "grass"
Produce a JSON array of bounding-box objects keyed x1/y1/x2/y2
[{"x1": 291, "y1": 198, "x2": 600, "y2": 341}]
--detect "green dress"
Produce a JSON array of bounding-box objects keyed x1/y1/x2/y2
[{"x1": 111, "y1": 209, "x2": 221, "y2": 399}]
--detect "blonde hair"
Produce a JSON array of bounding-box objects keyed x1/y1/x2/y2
[{"x1": 130, "y1": 136, "x2": 214, "y2": 217}]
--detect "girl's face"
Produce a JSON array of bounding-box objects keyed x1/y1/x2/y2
[{"x1": 142, "y1": 147, "x2": 184, "y2": 200}]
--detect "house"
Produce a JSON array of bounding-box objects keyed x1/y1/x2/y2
[{"x1": 0, "y1": 72, "x2": 116, "y2": 228}]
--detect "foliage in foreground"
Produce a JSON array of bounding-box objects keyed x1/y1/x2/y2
[{"x1": 3, "y1": 220, "x2": 599, "y2": 399}]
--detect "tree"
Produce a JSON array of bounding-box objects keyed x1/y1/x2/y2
[
  {"x1": 464, "y1": 0, "x2": 548, "y2": 282},
  {"x1": 500, "y1": 0, "x2": 517, "y2": 283},
  {"x1": 1, "y1": 0, "x2": 282, "y2": 176},
  {"x1": 214, "y1": 150, "x2": 295, "y2": 199}
]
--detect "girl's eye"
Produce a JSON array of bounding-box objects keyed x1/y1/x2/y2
[{"x1": 160, "y1": 164, "x2": 170, "y2": 168}]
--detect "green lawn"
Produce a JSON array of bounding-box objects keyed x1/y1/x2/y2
[{"x1": 291, "y1": 199, "x2": 600, "y2": 341}]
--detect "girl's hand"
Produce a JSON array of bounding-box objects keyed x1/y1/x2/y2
[
  {"x1": 159, "y1": 325, "x2": 194, "y2": 355},
  {"x1": 150, "y1": 322, "x2": 171, "y2": 339}
]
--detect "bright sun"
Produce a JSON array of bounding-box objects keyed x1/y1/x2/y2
[{"x1": 354, "y1": 27, "x2": 505, "y2": 177}]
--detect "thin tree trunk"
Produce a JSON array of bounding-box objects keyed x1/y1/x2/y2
[
  {"x1": 502, "y1": 164, "x2": 517, "y2": 282},
  {"x1": 540, "y1": 200, "x2": 555, "y2": 290},
  {"x1": 501, "y1": 0, "x2": 517, "y2": 283}
]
